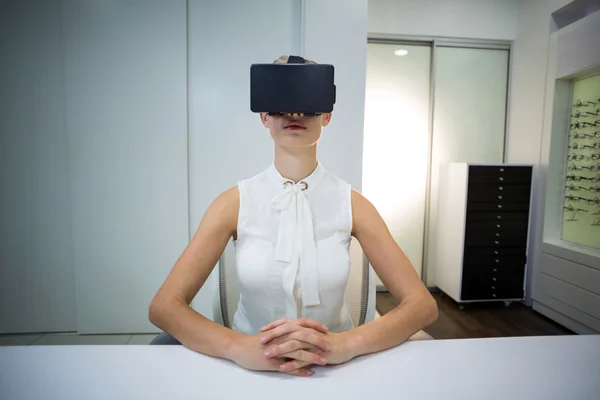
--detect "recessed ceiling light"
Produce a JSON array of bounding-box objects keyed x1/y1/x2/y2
[{"x1": 394, "y1": 49, "x2": 408, "y2": 56}]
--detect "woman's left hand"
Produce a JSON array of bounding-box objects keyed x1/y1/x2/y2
[{"x1": 261, "y1": 318, "x2": 356, "y2": 370}]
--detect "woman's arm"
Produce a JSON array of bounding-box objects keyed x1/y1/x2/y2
[
  {"x1": 148, "y1": 187, "x2": 242, "y2": 359},
  {"x1": 345, "y1": 189, "x2": 438, "y2": 358},
  {"x1": 149, "y1": 187, "x2": 329, "y2": 376},
  {"x1": 260, "y1": 190, "x2": 438, "y2": 368}
]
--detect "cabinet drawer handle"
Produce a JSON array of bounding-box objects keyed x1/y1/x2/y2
[
  {"x1": 492, "y1": 294, "x2": 497, "y2": 298},
  {"x1": 497, "y1": 204, "x2": 503, "y2": 209},
  {"x1": 499, "y1": 186, "x2": 503, "y2": 191},
  {"x1": 494, "y1": 250, "x2": 499, "y2": 255},
  {"x1": 495, "y1": 259, "x2": 500, "y2": 263},
  {"x1": 498, "y1": 195, "x2": 503, "y2": 200},
  {"x1": 494, "y1": 241, "x2": 500, "y2": 245},
  {"x1": 495, "y1": 233, "x2": 500, "y2": 237},
  {"x1": 499, "y1": 177, "x2": 504, "y2": 181},
  {"x1": 492, "y1": 286, "x2": 496, "y2": 289},
  {"x1": 496, "y1": 224, "x2": 501, "y2": 228},
  {"x1": 492, "y1": 277, "x2": 497, "y2": 282},
  {"x1": 500, "y1": 168, "x2": 505, "y2": 172},
  {"x1": 493, "y1": 268, "x2": 498, "y2": 272},
  {"x1": 497, "y1": 215, "x2": 502, "y2": 219}
]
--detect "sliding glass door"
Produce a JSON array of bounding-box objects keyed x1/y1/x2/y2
[
  {"x1": 363, "y1": 43, "x2": 432, "y2": 284},
  {"x1": 363, "y1": 40, "x2": 510, "y2": 289}
]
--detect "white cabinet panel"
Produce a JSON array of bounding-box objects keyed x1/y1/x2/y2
[
  {"x1": 63, "y1": 0, "x2": 189, "y2": 333},
  {"x1": 534, "y1": 294, "x2": 600, "y2": 333},
  {"x1": 540, "y1": 253, "x2": 600, "y2": 296},
  {"x1": 539, "y1": 274, "x2": 600, "y2": 320}
]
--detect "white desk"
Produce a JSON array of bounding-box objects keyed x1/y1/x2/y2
[{"x1": 1, "y1": 335, "x2": 599, "y2": 400}]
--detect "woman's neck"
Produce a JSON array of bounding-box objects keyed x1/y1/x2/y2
[{"x1": 273, "y1": 144, "x2": 318, "y2": 183}]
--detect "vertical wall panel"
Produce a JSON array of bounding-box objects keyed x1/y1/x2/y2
[
  {"x1": 63, "y1": 0, "x2": 189, "y2": 333},
  {"x1": 0, "y1": 0, "x2": 76, "y2": 334}
]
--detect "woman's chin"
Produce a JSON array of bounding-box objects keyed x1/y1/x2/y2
[
  {"x1": 273, "y1": 132, "x2": 321, "y2": 149},
  {"x1": 276, "y1": 138, "x2": 318, "y2": 149}
]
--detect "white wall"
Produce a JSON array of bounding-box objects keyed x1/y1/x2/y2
[
  {"x1": 505, "y1": 0, "x2": 571, "y2": 305},
  {"x1": 368, "y1": 0, "x2": 518, "y2": 40},
  {"x1": 0, "y1": 0, "x2": 77, "y2": 334},
  {"x1": 63, "y1": 0, "x2": 189, "y2": 333},
  {"x1": 188, "y1": 0, "x2": 368, "y2": 319},
  {"x1": 303, "y1": 0, "x2": 368, "y2": 187}
]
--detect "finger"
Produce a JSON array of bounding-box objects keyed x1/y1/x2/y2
[
  {"x1": 260, "y1": 323, "x2": 299, "y2": 345},
  {"x1": 296, "y1": 317, "x2": 328, "y2": 333},
  {"x1": 280, "y1": 350, "x2": 327, "y2": 366},
  {"x1": 283, "y1": 367, "x2": 314, "y2": 377},
  {"x1": 290, "y1": 330, "x2": 332, "y2": 352},
  {"x1": 265, "y1": 340, "x2": 301, "y2": 358},
  {"x1": 280, "y1": 360, "x2": 313, "y2": 373},
  {"x1": 260, "y1": 318, "x2": 292, "y2": 332},
  {"x1": 266, "y1": 339, "x2": 311, "y2": 358}
]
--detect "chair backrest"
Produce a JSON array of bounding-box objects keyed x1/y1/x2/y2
[{"x1": 213, "y1": 237, "x2": 376, "y2": 329}]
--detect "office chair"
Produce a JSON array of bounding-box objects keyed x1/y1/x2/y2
[
  {"x1": 212, "y1": 236, "x2": 377, "y2": 329},
  {"x1": 150, "y1": 237, "x2": 432, "y2": 344}
]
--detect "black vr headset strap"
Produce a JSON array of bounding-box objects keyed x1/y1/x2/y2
[
  {"x1": 287, "y1": 55, "x2": 306, "y2": 64},
  {"x1": 285, "y1": 56, "x2": 335, "y2": 104}
]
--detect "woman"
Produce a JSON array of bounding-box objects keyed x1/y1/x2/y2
[{"x1": 149, "y1": 55, "x2": 438, "y2": 377}]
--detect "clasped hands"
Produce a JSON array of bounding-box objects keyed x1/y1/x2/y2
[{"x1": 229, "y1": 317, "x2": 354, "y2": 377}]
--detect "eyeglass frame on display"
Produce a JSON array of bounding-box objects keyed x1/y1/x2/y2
[{"x1": 573, "y1": 99, "x2": 599, "y2": 107}]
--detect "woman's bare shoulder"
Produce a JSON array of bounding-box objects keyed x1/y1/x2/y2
[{"x1": 200, "y1": 186, "x2": 240, "y2": 234}]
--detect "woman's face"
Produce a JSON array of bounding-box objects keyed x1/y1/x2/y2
[{"x1": 260, "y1": 112, "x2": 333, "y2": 149}]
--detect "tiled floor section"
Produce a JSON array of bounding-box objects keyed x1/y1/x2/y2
[{"x1": 0, "y1": 333, "x2": 158, "y2": 346}]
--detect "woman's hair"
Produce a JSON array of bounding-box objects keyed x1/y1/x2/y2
[{"x1": 273, "y1": 55, "x2": 317, "y2": 64}]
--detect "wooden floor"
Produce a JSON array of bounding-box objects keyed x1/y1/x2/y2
[{"x1": 376, "y1": 292, "x2": 574, "y2": 339}]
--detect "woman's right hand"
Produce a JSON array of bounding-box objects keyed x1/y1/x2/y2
[{"x1": 227, "y1": 329, "x2": 330, "y2": 377}]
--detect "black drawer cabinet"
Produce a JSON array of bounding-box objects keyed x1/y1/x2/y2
[
  {"x1": 466, "y1": 211, "x2": 529, "y2": 222},
  {"x1": 461, "y1": 285, "x2": 524, "y2": 301},
  {"x1": 467, "y1": 183, "x2": 531, "y2": 203},
  {"x1": 467, "y1": 201, "x2": 530, "y2": 212},
  {"x1": 461, "y1": 166, "x2": 531, "y2": 302},
  {"x1": 435, "y1": 164, "x2": 533, "y2": 306},
  {"x1": 468, "y1": 166, "x2": 532, "y2": 183}
]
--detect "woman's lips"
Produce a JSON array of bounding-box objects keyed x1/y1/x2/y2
[{"x1": 284, "y1": 122, "x2": 306, "y2": 130}]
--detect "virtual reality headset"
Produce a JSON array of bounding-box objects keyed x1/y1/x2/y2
[{"x1": 250, "y1": 55, "x2": 336, "y2": 116}]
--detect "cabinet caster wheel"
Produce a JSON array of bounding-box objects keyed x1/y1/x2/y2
[
  {"x1": 503, "y1": 301, "x2": 512, "y2": 308},
  {"x1": 458, "y1": 304, "x2": 465, "y2": 311}
]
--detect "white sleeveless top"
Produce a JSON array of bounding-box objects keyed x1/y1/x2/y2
[{"x1": 232, "y1": 162, "x2": 355, "y2": 334}]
